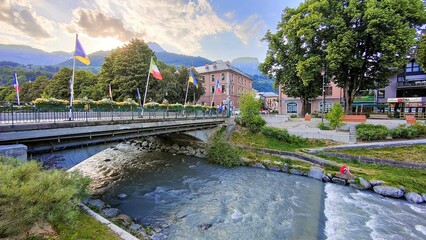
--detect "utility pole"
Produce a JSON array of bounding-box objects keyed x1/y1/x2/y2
[{"x1": 321, "y1": 66, "x2": 326, "y2": 123}]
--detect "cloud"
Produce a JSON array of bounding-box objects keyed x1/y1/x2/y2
[
  {"x1": 0, "y1": 0, "x2": 53, "y2": 39},
  {"x1": 86, "y1": 0, "x2": 232, "y2": 53},
  {"x1": 233, "y1": 14, "x2": 266, "y2": 45},
  {"x1": 225, "y1": 11, "x2": 235, "y2": 19},
  {"x1": 66, "y1": 8, "x2": 142, "y2": 41}
]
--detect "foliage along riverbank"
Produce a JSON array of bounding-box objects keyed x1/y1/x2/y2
[{"x1": 0, "y1": 156, "x2": 120, "y2": 239}]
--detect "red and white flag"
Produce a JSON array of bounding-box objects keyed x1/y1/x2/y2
[
  {"x1": 215, "y1": 80, "x2": 222, "y2": 93},
  {"x1": 150, "y1": 58, "x2": 163, "y2": 80}
]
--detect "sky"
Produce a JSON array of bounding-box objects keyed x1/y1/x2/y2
[{"x1": 0, "y1": 0, "x2": 304, "y2": 62}]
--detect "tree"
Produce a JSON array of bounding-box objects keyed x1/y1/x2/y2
[
  {"x1": 238, "y1": 92, "x2": 266, "y2": 132},
  {"x1": 259, "y1": 4, "x2": 324, "y2": 116},
  {"x1": 262, "y1": 0, "x2": 426, "y2": 114},
  {"x1": 417, "y1": 33, "x2": 426, "y2": 71},
  {"x1": 28, "y1": 76, "x2": 50, "y2": 101},
  {"x1": 326, "y1": 104, "x2": 344, "y2": 130},
  {"x1": 323, "y1": 0, "x2": 426, "y2": 113},
  {"x1": 98, "y1": 39, "x2": 156, "y2": 102}
]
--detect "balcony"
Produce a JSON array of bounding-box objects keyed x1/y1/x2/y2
[{"x1": 397, "y1": 80, "x2": 426, "y2": 87}]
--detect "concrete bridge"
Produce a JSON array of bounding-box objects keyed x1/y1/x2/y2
[{"x1": 0, "y1": 118, "x2": 225, "y2": 154}]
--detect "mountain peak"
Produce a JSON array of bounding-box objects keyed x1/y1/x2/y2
[{"x1": 147, "y1": 42, "x2": 166, "y2": 53}]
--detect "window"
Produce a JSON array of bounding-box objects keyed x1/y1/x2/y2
[
  {"x1": 211, "y1": 74, "x2": 215, "y2": 82},
  {"x1": 231, "y1": 85, "x2": 234, "y2": 94},
  {"x1": 211, "y1": 86, "x2": 215, "y2": 93},
  {"x1": 221, "y1": 73, "x2": 225, "y2": 80},
  {"x1": 319, "y1": 102, "x2": 333, "y2": 113},
  {"x1": 202, "y1": 75, "x2": 205, "y2": 81},
  {"x1": 405, "y1": 62, "x2": 422, "y2": 73},
  {"x1": 378, "y1": 90, "x2": 385, "y2": 98},
  {"x1": 324, "y1": 86, "x2": 333, "y2": 96},
  {"x1": 222, "y1": 85, "x2": 226, "y2": 93},
  {"x1": 287, "y1": 103, "x2": 297, "y2": 114}
]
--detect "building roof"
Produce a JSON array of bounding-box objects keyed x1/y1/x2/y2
[
  {"x1": 194, "y1": 60, "x2": 252, "y2": 80},
  {"x1": 258, "y1": 92, "x2": 279, "y2": 97}
]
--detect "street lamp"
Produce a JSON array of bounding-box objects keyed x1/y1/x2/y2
[{"x1": 320, "y1": 66, "x2": 326, "y2": 123}]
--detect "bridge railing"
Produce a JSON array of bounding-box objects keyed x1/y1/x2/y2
[{"x1": 0, "y1": 101, "x2": 225, "y2": 126}]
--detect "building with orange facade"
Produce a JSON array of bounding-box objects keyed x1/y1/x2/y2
[{"x1": 194, "y1": 60, "x2": 253, "y2": 108}]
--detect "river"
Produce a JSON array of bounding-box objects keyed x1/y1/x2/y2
[{"x1": 102, "y1": 151, "x2": 426, "y2": 240}]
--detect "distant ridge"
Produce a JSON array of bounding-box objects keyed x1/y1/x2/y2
[{"x1": 0, "y1": 44, "x2": 70, "y2": 65}]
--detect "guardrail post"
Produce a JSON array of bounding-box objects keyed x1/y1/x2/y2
[{"x1": 11, "y1": 103, "x2": 14, "y2": 127}]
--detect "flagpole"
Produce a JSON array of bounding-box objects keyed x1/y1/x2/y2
[
  {"x1": 211, "y1": 82, "x2": 216, "y2": 107},
  {"x1": 184, "y1": 77, "x2": 190, "y2": 107},
  {"x1": 137, "y1": 88, "x2": 142, "y2": 107},
  {"x1": 69, "y1": 34, "x2": 77, "y2": 121},
  {"x1": 142, "y1": 56, "x2": 153, "y2": 117},
  {"x1": 108, "y1": 83, "x2": 113, "y2": 101},
  {"x1": 14, "y1": 73, "x2": 20, "y2": 106}
]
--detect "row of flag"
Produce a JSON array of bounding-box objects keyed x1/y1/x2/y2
[{"x1": 11, "y1": 34, "x2": 206, "y2": 106}]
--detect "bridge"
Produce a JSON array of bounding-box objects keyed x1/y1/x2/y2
[{"x1": 0, "y1": 114, "x2": 226, "y2": 154}]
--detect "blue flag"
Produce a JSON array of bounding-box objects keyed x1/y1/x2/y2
[
  {"x1": 74, "y1": 35, "x2": 90, "y2": 65},
  {"x1": 188, "y1": 70, "x2": 198, "y2": 88}
]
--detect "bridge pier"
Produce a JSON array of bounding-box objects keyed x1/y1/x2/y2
[{"x1": 0, "y1": 144, "x2": 27, "y2": 161}]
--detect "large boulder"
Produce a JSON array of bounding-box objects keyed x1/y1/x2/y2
[
  {"x1": 404, "y1": 192, "x2": 424, "y2": 204},
  {"x1": 370, "y1": 180, "x2": 383, "y2": 186},
  {"x1": 118, "y1": 193, "x2": 128, "y2": 200},
  {"x1": 373, "y1": 186, "x2": 404, "y2": 198},
  {"x1": 129, "y1": 223, "x2": 142, "y2": 232},
  {"x1": 187, "y1": 146, "x2": 196, "y2": 155},
  {"x1": 331, "y1": 177, "x2": 347, "y2": 185},
  {"x1": 172, "y1": 144, "x2": 180, "y2": 151},
  {"x1": 423, "y1": 193, "x2": 426, "y2": 201},
  {"x1": 282, "y1": 164, "x2": 289, "y2": 173},
  {"x1": 335, "y1": 172, "x2": 356, "y2": 180},
  {"x1": 308, "y1": 167, "x2": 324, "y2": 181},
  {"x1": 359, "y1": 178, "x2": 372, "y2": 189}
]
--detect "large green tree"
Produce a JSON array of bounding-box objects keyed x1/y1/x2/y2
[
  {"x1": 259, "y1": 3, "x2": 325, "y2": 115},
  {"x1": 262, "y1": 0, "x2": 426, "y2": 114},
  {"x1": 98, "y1": 38, "x2": 204, "y2": 104},
  {"x1": 324, "y1": 0, "x2": 426, "y2": 113}
]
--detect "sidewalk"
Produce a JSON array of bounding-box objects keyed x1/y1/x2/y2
[{"x1": 261, "y1": 114, "x2": 426, "y2": 144}]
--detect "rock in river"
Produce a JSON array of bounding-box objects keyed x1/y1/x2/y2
[
  {"x1": 404, "y1": 192, "x2": 424, "y2": 204},
  {"x1": 373, "y1": 186, "x2": 404, "y2": 198}
]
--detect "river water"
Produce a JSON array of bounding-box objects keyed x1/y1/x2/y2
[{"x1": 103, "y1": 151, "x2": 426, "y2": 240}]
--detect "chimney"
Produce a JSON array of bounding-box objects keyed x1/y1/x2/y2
[
  {"x1": 213, "y1": 61, "x2": 217, "y2": 68},
  {"x1": 205, "y1": 63, "x2": 209, "y2": 69},
  {"x1": 225, "y1": 61, "x2": 230, "y2": 66}
]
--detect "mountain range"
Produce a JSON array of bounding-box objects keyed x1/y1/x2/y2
[{"x1": 0, "y1": 43, "x2": 274, "y2": 91}]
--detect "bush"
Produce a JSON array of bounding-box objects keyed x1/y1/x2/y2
[
  {"x1": 356, "y1": 124, "x2": 389, "y2": 141},
  {"x1": 243, "y1": 114, "x2": 266, "y2": 132},
  {"x1": 326, "y1": 104, "x2": 344, "y2": 130},
  {"x1": 411, "y1": 122, "x2": 426, "y2": 135},
  {"x1": 0, "y1": 156, "x2": 90, "y2": 237},
  {"x1": 390, "y1": 124, "x2": 419, "y2": 139},
  {"x1": 205, "y1": 134, "x2": 242, "y2": 167},
  {"x1": 260, "y1": 126, "x2": 290, "y2": 141},
  {"x1": 238, "y1": 93, "x2": 265, "y2": 132},
  {"x1": 318, "y1": 122, "x2": 333, "y2": 130},
  {"x1": 290, "y1": 114, "x2": 298, "y2": 118}
]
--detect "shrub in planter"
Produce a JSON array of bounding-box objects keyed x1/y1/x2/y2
[
  {"x1": 390, "y1": 124, "x2": 419, "y2": 139},
  {"x1": 326, "y1": 104, "x2": 344, "y2": 130},
  {"x1": 356, "y1": 124, "x2": 389, "y2": 141},
  {"x1": 33, "y1": 98, "x2": 68, "y2": 110},
  {"x1": 290, "y1": 114, "x2": 298, "y2": 118},
  {"x1": 143, "y1": 102, "x2": 159, "y2": 109}
]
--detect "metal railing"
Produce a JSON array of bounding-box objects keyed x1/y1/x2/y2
[{"x1": 0, "y1": 102, "x2": 226, "y2": 127}]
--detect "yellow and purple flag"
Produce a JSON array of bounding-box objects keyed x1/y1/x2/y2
[
  {"x1": 74, "y1": 36, "x2": 90, "y2": 65},
  {"x1": 188, "y1": 70, "x2": 198, "y2": 88}
]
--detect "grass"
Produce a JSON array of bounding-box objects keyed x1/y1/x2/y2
[
  {"x1": 241, "y1": 150, "x2": 313, "y2": 172},
  {"x1": 54, "y1": 210, "x2": 121, "y2": 240},
  {"x1": 330, "y1": 145, "x2": 426, "y2": 164},
  {"x1": 318, "y1": 154, "x2": 426, "y2": 193},
  {"x1": 231, "y1": 128, "x2": 333, "y2": 152}
]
